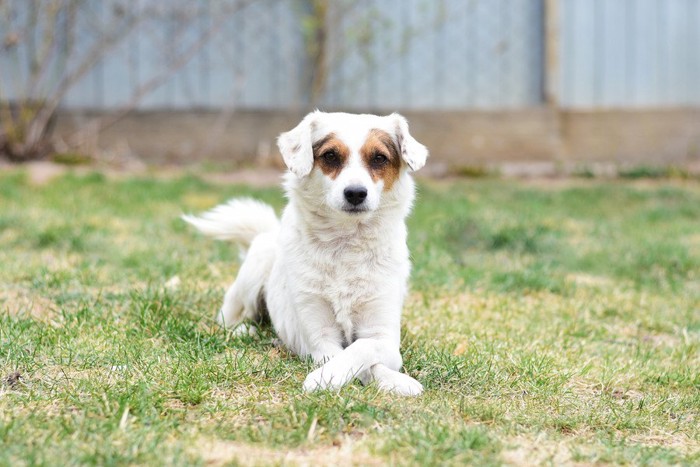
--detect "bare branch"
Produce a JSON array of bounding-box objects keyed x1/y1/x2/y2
[
  {"x1": 91, "y1": 0, "x2": 260, "y2": 134},
  {"x1": 1, "y1": 0, "x2": 261, "y2": 160}
]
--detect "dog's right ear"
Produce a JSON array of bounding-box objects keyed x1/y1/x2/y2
[
  {"x1": 391, "y1": 113, "x2": 428, "y2": 172},
  {"x1": 277, "y1": 112, "x2": 317, "y2": 178}
]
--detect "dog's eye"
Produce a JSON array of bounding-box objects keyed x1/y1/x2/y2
[
  {"x1": 322, "y1": 150, "x2": 340, "y2": 166},
  {"x1": 371, "y1": 153, "x2": 388, "y2": 166}
]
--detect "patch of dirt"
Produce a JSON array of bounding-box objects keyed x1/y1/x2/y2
[
  {"x1": 683, "y1": 233, "x2": 700, "y2": 251},
  {"x1": 564, "y1": 376, "x2": 647, "y2": 401},
  {"x1": 565, "y1": 273, "x2": 614, "y2": 288},
  {"x1": 201, "y1": 168, "x2": 283, "y2": 187},
  {"x1": 0, "y1": 287, "x2": 57, "y2": 321},
  {"x1": 24, "y1": 161, "x2": 70, "y2": 185},
  {"x1": 501, "y1": 435, "x2": 573, "y2": 466},
  {"x1": 616, "y1": 324, "x2": 683, "y2": 348},
  {"x1": 18, "y1": 160, "x2": 285, "y2": 187},
  {"x1": 196, "y1": 438, "x2": 382, "y2": 467},
  {"x1": 626, "y1": 431, "x2": 700, "y2": 454}
]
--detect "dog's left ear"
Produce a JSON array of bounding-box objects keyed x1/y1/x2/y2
[
  {"x1": 391, "y1": 113, "x2": 428, "y2": 171},
  {"x1": 277, "y1": 112, "x2": 317, "y2": 178}
]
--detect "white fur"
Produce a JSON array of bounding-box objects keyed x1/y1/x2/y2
[
  {"x1": 181, "y1": 198, "x2": 278, "y2": 258},
  {"x1": 183, "y1": 111, "x2": 428, "y2": 396}
]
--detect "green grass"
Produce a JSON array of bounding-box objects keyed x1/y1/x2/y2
[{"x1": 1, "y1": 170, "x2": 699, "y2": 465}]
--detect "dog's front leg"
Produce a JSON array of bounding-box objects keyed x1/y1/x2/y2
[
  {"x1": 295, "y1": 295, "x2": 344, "y2": 364},
  {"x1": 309, "y1": 343, "x2": 344, "y2": 365},
  {"x1": 303, "y1": 338, "x2": 387, "y2": 392},
  {"x1": 302, "y1": 337, "x2": 422, "y2": 395}
]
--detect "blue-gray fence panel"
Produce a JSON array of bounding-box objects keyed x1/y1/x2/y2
[
  {"x1": 560, "y1": 0, "x2": 700, "y2": 108},
  {"x1": 320, "y1": 0, "x2": 545, "y2": 110},
  {"x1": 62, "y1": 0, "x2": 309, "y2": 110},
  {"x1": 1, "y1": 0, "x2": 545, "y2": 111},
  {"x1": 12, "y1": 0, "x2": 700, "y2": 111}
]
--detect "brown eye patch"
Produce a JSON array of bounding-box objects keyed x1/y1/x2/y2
[
  {"x1": 360, "y1": 129, "x2": 401, "y2": 190},
  {"x1": 312, "y1": 133, "x2": 349, "y2": 180}
]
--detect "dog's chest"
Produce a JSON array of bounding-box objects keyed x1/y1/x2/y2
[
  {"x1": 323, "y1": 257, "x2": 375, "y2": 343},
  {"x1": 305, "y1": 232, "x2": 401, "y2": 341}
]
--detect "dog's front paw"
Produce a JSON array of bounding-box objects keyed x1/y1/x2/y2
[
  {"x1": 376, "y1": 372, "x2": 424, "y2": 396},
  {"x1": 231, "y1": 322, "x2": 258, "y2": 337},
  {"x1": 302, "y1": 364, "x2": 348, "y2": 392},
  {"x1": 303, "y1": 368, "x2": 335, "y2": 392}
]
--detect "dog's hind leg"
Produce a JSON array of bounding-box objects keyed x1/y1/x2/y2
[
  {"x1": 217, "y1": 280, "x2": 247, "y2": 329},
  {"x1": 216, "y1": 231, "x2": 277, "y2": 331}
]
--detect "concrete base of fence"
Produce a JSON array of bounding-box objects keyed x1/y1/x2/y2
[{"x1": 54, "y1": 108, "x2": 700, "y2": 175}]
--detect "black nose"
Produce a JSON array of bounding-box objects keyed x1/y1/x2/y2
[{"x1": 344, "y1": 186, "x2": 368, "y2": 206}]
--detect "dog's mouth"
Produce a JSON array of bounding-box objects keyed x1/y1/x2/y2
[{"x1": 342, "y1": 206, "x2": 369, "y2": 214}]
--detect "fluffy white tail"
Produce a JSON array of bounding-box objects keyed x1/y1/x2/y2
[{"x1": 182, "y1": 198, "x2": 279, "y2": 251}]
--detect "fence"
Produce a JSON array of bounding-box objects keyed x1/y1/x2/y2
[
  {"x1": 60, "y1": 0, "x2": 546, "y2": 111},
  {"x1": 3, "y1": 0, "x2": 700, "y2": 112},
  {"x1": 560, "y1": 0, "x2": 700, "y2": 107},
  {"x1": 3, "y1": 0, "x2": 700, "y2": 170},
  {"x1": 318, "y1": 0, "x2": 544, "y2": 110}
]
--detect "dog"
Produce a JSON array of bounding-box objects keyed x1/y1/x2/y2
[{"x1": 183, "y1": 111, "x2": 428, "y2": 395}]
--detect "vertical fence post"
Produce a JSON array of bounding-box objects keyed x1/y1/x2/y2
[
  {"x1": 544, "y1": 0, "x2": 560, "y2": 108},
  {"x1": 543, "y1": 0, "x2": 565, "y2": 163}
]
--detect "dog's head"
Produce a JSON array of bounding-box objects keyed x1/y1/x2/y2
[{"x1": 277, "y1": 111, "x2": 428, "y2": 216}]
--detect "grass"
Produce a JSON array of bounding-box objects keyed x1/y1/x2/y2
[{"x1": 1, "y1": 169, "x2": 699, "y2": 465}]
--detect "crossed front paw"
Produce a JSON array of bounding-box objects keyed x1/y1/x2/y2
[
  {"x1": 303, "y1": 365, "x2": 424, "y2": 396},
  {"x1": 302, "y1": 366, "x2": 343, "y2": 392},
  {"x1": 376, "y1": 372, "x2": 424, "y2": 396}
]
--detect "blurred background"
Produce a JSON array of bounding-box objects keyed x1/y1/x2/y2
[{"x1": 1, "y1": 0, "x2": 699, "y2": 176}]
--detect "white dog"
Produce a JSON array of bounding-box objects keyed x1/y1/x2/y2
[{"x1": 183, "y1": 111, "x2": 428, "y2": 395}]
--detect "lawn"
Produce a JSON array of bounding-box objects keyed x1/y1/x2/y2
[{"x1": 1, "y1": 169, "x2": 699, "y2": 465}]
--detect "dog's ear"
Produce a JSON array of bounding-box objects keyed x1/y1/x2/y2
[
  {"x1": 277, "y1": 112, "x2": 317, "y2": 177},
  {"x1": 391, "y1": 113, "x2": 428, "y2": 171}
]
